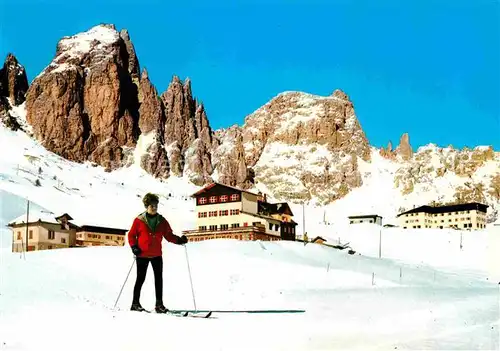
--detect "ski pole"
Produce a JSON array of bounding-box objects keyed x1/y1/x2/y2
[
  {"x1": 114, "y1": 257, "x2": 136, "y2": 310},
  {"x1": 184, "y1": 244, "x2": 197, "y2": 312}
]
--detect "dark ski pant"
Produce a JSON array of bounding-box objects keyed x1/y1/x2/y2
[{"x1": 133, "y1": 256, "x2": 163, "y2": 305}]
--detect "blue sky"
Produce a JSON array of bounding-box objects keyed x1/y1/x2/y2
[{"x1": 1, "y1": 0, "x2": 498, "y2": 150}]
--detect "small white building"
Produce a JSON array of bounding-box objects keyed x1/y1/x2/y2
[{"x1": 348, "y1": 214, "x2": 383, "y2": 226}]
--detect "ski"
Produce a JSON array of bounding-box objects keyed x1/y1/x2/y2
[
  {"x1": 188, "y1": 311, "x2": 212, "y2": 318},
  {"x1": 168, "y1": 310, "x2": 213, "y2": 318},
  {"x1": 166, "y1": 310, "x2": 189, "y2": 317}
]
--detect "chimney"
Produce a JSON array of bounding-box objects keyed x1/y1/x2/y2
[{"x1": 263, "y1": 193, "x2": 267, "y2": 203}]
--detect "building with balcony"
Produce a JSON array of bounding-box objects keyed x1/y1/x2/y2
[
  {"x1": 182, "y1": 182, "x2": 298, "y2": 242},
  {"x1": 9, "y1": 212, "x2": 78, "y2": 252},
  {"x1": 397, "y1": 202, "x2": 488, "y2": 230},
  {"x1": 75, "y1": 225, "x2": 127, "y2": 247},
  {"x1": 8, "y1": 211, "x2": 127, "y2": 252}
]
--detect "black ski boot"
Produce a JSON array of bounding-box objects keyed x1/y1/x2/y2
[
  {"x1": 155, "y1": 303, "x2": 169, "y2": 314},
  {"x1": 130, "y1": 303, "x2": 147, "y2": 312}
]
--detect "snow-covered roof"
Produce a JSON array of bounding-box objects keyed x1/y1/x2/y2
[
  {"x1": 8, "y1": 209, "x2": 62, "y2": 226},
  {"x1": 7, "y1": 210, "x2": 128, "y2": 232}
]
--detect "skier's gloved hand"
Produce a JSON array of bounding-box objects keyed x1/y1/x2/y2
[
  {"x1": 131, "y1": 245, "x2": 141, "y2": 256},
  {"x1": 177, "y1": 235, "x2": 188, "y2": 245}
]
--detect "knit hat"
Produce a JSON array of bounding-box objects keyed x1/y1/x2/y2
[{"x1": 143, "y1": 193, "x2": 159, "y2": 208}]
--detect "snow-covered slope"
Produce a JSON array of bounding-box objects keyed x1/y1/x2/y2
[{"x1": 1, "y1": 239, "x2": 498, "y2": 350}]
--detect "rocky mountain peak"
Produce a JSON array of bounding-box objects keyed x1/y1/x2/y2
[
  {"x1": 236, "y1": 90, "x2": 370, "y2": 202},
  {"x1": 159, "y1": 75, "x2": 213, "y2": 184},
  {"x1": 0, "y1": 53, "x2": 29, "y2": 132},
  {"x1": 395, "y1": 133, "x2": 413, "y2": 160},
  {"x1": 331, "y1": 89, "x2": 350, "y2": 102},
  {"x1": 242, "y1": 91, "x2": 370, "y2": 165},
  {"x1": 119, "y1": 28, "x2": 140, "y2": 81},
  {"x1": 25, "y1": 24, "x2": 141, "y2": 170},
  {"x1": 380, "y1": 133, "x2": 413, "y2": 161},
  {"x1": 0, "y1": 53, "x2": 29, "y2": 106}
]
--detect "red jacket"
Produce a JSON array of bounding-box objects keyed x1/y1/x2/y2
[{"x1": 128, "y1": 212, "x2": 181, "y2": 258}]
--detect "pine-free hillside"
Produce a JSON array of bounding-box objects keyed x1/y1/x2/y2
[{"x1": 0, "y1": 23, "x2": 499, "y2": 219}]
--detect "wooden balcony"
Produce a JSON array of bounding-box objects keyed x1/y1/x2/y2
[
  {"x1": 182, "y1": 225, "x2": 265, "y2": 236},
  {"x1": 182, "y1": 225, "x2": 280, "y2": 242}
]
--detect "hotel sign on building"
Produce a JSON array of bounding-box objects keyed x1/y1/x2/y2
[
  {"x1": 182, "y1": 182, "x2": 298, "y2": 242},
  {"x1": 397, "y1": 202, "x2": 488, "y2": 230}
]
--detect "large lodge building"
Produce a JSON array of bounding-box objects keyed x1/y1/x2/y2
[
  {"x1": 182, "y1": 182, "x2": 298, "y2": 242},
  {"x1": 397, "y1": 202, "x2": 488, "y2": 230}
]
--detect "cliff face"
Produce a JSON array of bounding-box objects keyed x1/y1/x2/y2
[
  {"x1": 24, "y1": 25, "x2": 140, "y2": 170},
  {"x1": 229, "y1": 90, "x2": 371, "y2": 203}
]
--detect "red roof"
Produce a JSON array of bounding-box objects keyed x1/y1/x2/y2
[{"x1": 191, "y1": 182, "x2": 260, "y2": 197}]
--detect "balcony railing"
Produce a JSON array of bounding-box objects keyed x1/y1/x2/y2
[{"x1": 182, "y1": 225, "x2": 267, "y2": 236}]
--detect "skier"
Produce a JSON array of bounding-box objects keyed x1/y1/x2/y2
[{"x1": 128, "y1": 192, "x2": 188, "y2": 313}]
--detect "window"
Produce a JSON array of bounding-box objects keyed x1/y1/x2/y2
[
  {"x1": 220, "y1": 224, "x2": 229, "y2": 230},
  {"x1": 269, "y1": 223, "x2": 273, "y2": 230},
  {"x1": 209, "y1": 211, "x2": 218, "y2": 217},
  {"x1": 463, "y1": 224, "x2": 467, "y2": 228},
  {"x1": 61, "y1": 238, "x2": 66, "y2": 244},
  {"x1": 220, "y1": 195, "x2": 228, "y2": 202},
  {"x1": 209, "y1": 225, "x2": 217, "y2": 231},
  {"x1": 198, "y1": 226, "x2": 207, "y2": 231},
  {"x1": 209, "y1": 196, "x2": 217, "y2": 203},
  {"x1": 230, "y1": 194, "x2": 240, "y2": 201},
  {"x1": 243, "y1": 222, "x2": 248, "y2": 227},
  {"x1": 48, "y1": 230, "x2": 55, "y2": 240},
  {"x1": 198, "y1": 197, "x2": 207, "y2": 205},
  {"x1": 230, "y1": 209, "x2": 240, "y2": 215},
  {"x1": 219, "y1": 210, "x2": 228, "y2": 216},
  {"x1": 198, "y1": 212, "x2": 207, "y2": 218},
  {"x1": 231, "y1": 223, "x2": 240, "y2": 228},
  {"x1": 275, "y1": 224, "x2": 279, "y2": 231},
  {"x1": 29, "y1": 230, "x2": 33, "y2": 239}
]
